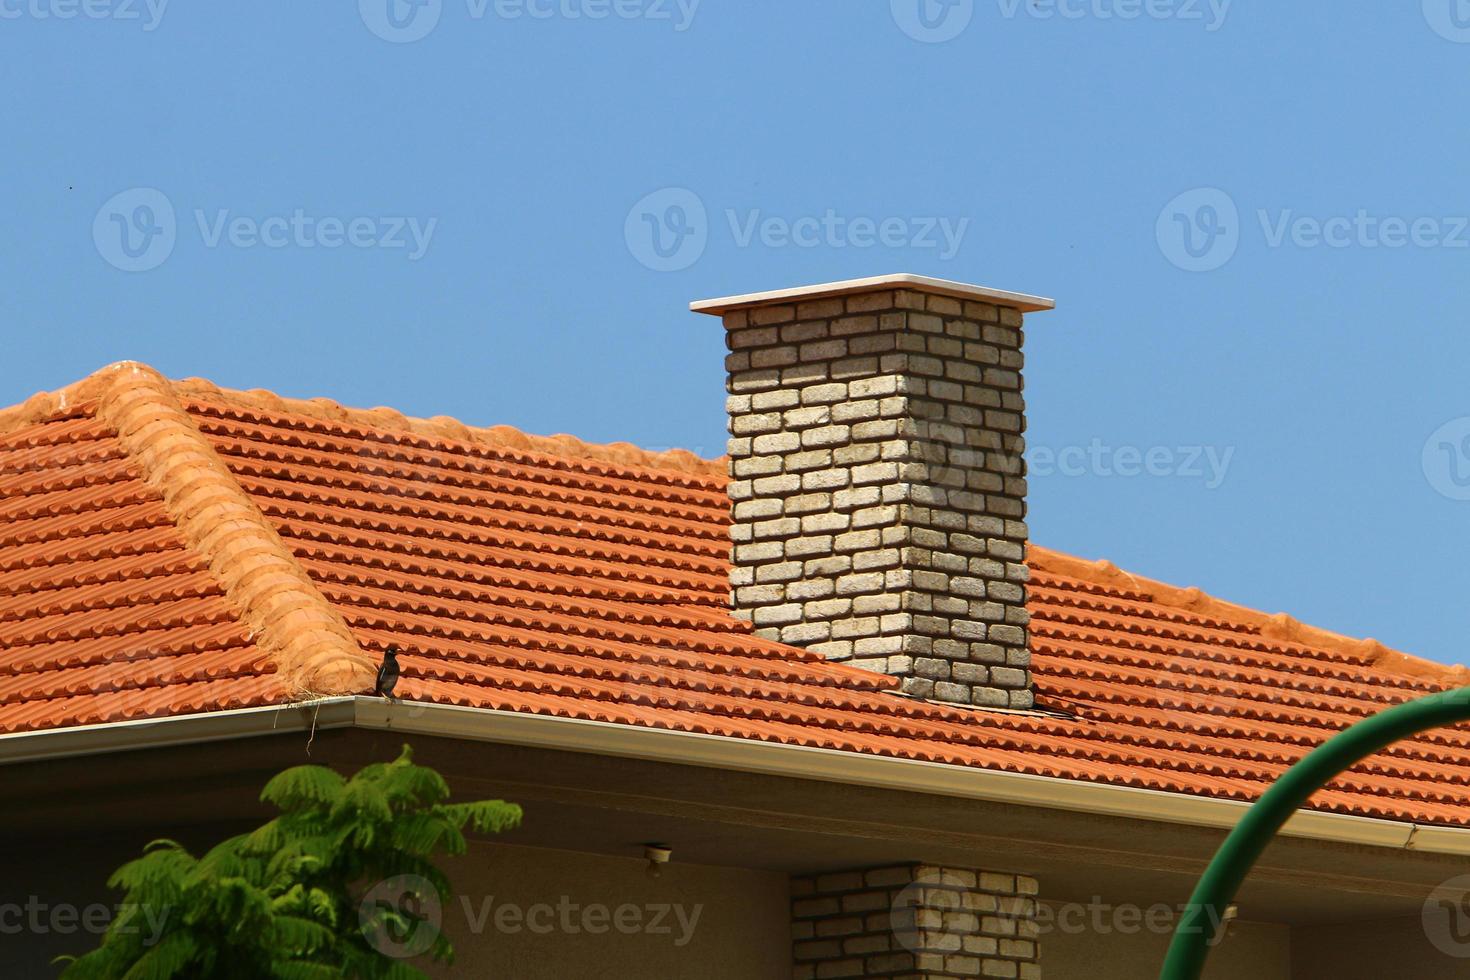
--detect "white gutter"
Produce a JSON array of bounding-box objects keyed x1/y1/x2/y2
[
  {"x1": 5, "y1": 697, "x2": 1468, "y2": 858},
  {"x1": 0, "y1": 699, "x2": 357, "y2": 765}
]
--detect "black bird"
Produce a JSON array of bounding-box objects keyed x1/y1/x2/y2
[{"x1": 375, "y1": 646, "x2": 401, "y2": 698}]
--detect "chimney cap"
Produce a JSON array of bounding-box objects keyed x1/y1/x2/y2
[{"x1": 690, "y1": 273, "x2": 1055, "y2": 317}]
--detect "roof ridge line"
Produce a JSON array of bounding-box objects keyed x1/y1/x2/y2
[
  {"x1": 0, "y1": 363, "x2": 726, "y2": 478},
  {"x1": 91, "y1": 362, "x2": 375, "y2": 697},
  {"x1": 1028, "y1": 545, "x2": 1470, "y2": 689}
]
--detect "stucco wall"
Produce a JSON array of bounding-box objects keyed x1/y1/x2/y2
[
  {"x1": 1291, "y1": 915, "x2": 1470, "y2": 979},
  {"x1": 14, "y1": 826, "x2": 1463, "y2": 979},
  {"x1": 1, "y1": 833, "x2": 789, "y2": 980},
  {"x1": 2, "y1": 829, "x2": 213, "y2": 980},
  {"x1": 1046, "y1": 912, "x2": 1470, "y2": 979},
  {"x1": 1042, "y1": 910, "x2": 1292, "y2": 979},
  {"x1": 427, "y1": 842, "x2": 791, "y2": 979}
]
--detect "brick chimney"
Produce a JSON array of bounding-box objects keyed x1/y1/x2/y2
[{"x1": 692, "y1": 275, "x2": 1055, "y2": 709}]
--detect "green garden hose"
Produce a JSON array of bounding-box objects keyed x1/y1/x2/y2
[{"x1": 1160, "y1": 687, "x2": 1470, "y2": 979}]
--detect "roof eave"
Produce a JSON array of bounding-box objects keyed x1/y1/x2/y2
[{"x1": 3, "y1": 699, "x2": 1466, "y2": 858}]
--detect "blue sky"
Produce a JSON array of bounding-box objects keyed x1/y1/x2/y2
[{"x1": 3, "y1": 2, "x2": 1470, "y2": 664}]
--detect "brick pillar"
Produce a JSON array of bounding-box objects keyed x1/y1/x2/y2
[
  {"x1": 692, "y1": 275, "x2": 1055, "y2": 709},
  {"x1": 791, "y1": 863, "x2": 1041, "y2": 979}
]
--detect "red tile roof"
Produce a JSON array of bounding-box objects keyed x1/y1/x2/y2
[
  {"x1": 0, "y1": 406, "x2": 280, "y2": 731},
  {"x1": 4, "y1": 362, "x2": 1470, "y2": 827}
]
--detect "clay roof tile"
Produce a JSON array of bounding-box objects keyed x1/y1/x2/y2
[{"x1": 2, "y1": 362, "x2": 1468, "y2": 827}]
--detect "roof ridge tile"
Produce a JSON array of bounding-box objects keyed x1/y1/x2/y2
[
  {"x1": 2, "y1": 363, "x2": 725, "y2": 479},
  {"x1": 1029, "y1": 545, "x2": 1468, "y2": 688},
  {"x1": 89, "y1": 362, "x2": 374, "y2": 697}
]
